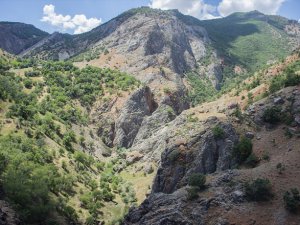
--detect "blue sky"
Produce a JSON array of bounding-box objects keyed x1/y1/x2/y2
[{"x1": 0, "y1": 0, "x2": 299, "y2": 34}]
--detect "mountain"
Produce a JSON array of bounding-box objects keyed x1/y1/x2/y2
[
  {"x1": 15, "y1": 8, "x2": 300, "y2": 91},
  {"x1": 0, "y1": 22, "x2": 49, "y2": 54},
  {"x1": 200, "y1": 10, "x2": 300, "y2": 72},
  {"x1": 0, "y1": 6, "x2": 300, "y2": 225}
]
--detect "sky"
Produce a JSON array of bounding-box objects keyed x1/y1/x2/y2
[{"x1": 0, "y1": 0, "x2": 299, "y2": 34}]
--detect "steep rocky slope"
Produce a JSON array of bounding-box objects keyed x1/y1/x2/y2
[
  {"x1": 0, "y1": 22, "x2": 48, "y2": 54},
  {"x1": 122, "y1": 51, "x2": 300, "y2": 225},
  {"x1": 1, "y1": 6, "x2": 300, "y2": 225}
]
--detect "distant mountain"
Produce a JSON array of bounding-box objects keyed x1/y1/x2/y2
[
  {"x1": 1, "y1": 7, "x2": 300, "y2": 90},
  {"x1": 17, "y1": 8, "x2": 300, "y2": 73},
  {"x1": 0, "y1": 22, "x2": 49, "y2": 54},
  {"x1": 199, "y1": 10, "x2": 300, "y2": 71}
]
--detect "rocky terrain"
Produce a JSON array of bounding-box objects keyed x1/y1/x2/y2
[
  {"x1": 122, "y1": 52, "x2": 300, "y2": 225},
  {"x1": 0, "y1": 6, "x2": 300, "y2": 225}
]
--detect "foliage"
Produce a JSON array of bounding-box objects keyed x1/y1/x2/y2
[
  {"x1": 200, "y1": 13, "x2": 290, "y2": 73},
  {"x1": 212, "y1": 125, "x2": 225, "y2": 139},
  {"x1": 245, "y1": 178, "x2": 273, "y2": 201},
  {"x1": 168, "y1": 149, "x2": 180, "y2": 162},
  {"x1": 186, "y1": 72, "x2": 217, "y2": 106},
  {"x1": 262, "y1": 106, "x2": 282, "y2": 124},
  {"x1": 245, "y1": 153, "x2": 259, "y2": 168},
  {"x1": 283, "y1": 188, "x2": 300, "y2": 213},
  {"x1": 0, "y1": 135, "x2": 56, "y2": 223},
  {"x1": 188, "y1": 173, "x2": 206, "y2": 189},
  {"x1": 269, "y1": 60, "x2": 300, "y2": 93},
  {"x1": 234, "y1": 137, "x2": 253, "y2": 164}
]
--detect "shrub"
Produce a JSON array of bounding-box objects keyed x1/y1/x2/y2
[
  {"x1": 168, "y1": 149, "x2": 180, "y2": 162},
  {"x1": 233, "y1": 106, "x2": 243, "y2": 120},
  {"x1": 245, "y1": 178, "x2": 273, "y2": 201},
  {"x1": 245, "y1": 153, "x2": 259, "y2": 168},
  {"x1": 23, "y1": 79, "x2": 33, "y2": 89},
  {"x1": 188, "y1": 173, "x2": 206, "y2": 189},
  {"x1": 212, "y1": 125, "x2": 225, "y2": 139},
  {"x1": 234, "y1": 137, "x2": 253, "y2": 163},
  {"x1": 262, "y1": 106, "x2": 282, "y2": 124},
  {"x1": 276, "y1": 163, "x2": 285, "y2": 174},
  {"x1": 283, "y1": 188, "x2": 300, "y2": 213}
]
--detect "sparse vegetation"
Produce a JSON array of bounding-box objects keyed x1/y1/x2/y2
[
  {"x1": 245, "y1": 178, "x2": 273, "y2": 201},
  {"x1": 283, "y1": 188, "x2": 300, "y2": 213},
  {"x1": 188, "y1": 173, "x2": 206, "y2": 189}
]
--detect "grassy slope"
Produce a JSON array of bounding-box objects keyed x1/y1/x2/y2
[
  {"x1": 201, "y1": 12, "x2": 291, "y2": 72},
  {"x1": 0, "y1": 55, "x2": 152, "y2": 225}
]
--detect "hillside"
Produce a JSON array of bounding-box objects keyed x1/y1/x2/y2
[
  {"x1": 0, "y1": 22, "x2": 48, "y2": 54},
  {"x1": 0, "y1": 6, "x2": 300, "y2": 225}
]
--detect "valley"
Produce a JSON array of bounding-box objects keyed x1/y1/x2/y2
[{"x1": 0, "y1": 6, "x2": 300, "y2": 225}]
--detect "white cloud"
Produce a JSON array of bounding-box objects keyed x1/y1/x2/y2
[
  {"x1": 41, "y1": 4, "x2": 102, "y2": 34},
  {"x1": 149, "y1": 0, "x2": 219, "y2": 20},
  {"x1": 218, "y1": 0, "x2": 286, "y2": 17}
]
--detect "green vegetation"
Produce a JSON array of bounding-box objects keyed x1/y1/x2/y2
[
  {"x1": 283, "y1": 188, "x2": 300, "y2": 213},
  {"x1": 269, "y1": 59, "x2": 300, "y2": 93},
  {"x1": 0, "y1": 57, "x2": 140, "y2": 224},
  {"x1": 71, "y1": 46, "x2": 107, "y2": 62},
  {"x1": 276, "y1": 163, "x2": 285, "y2": 174},
  {"x1": 245, "y1": 153, "x2": 259, "y2": 168},
  {"x1": 263, "y1": 106, "x2": 282, "y2": 124},
  {"x1": 188, "y1": 173, "x2": 206, "y2": 189},
  {"x1": 234, "y1": 137, "x2": 253, "y2": 164},
  {"x1": 186, "y1": 72, "x2": 217, "y2": 106},
  {"x1": 212, "y1": 125, "x2": 225, "y2": 139},
  {"x1": 201, "y1": 12, "x2": 290, "y2": 73},
  {"x1": 245, "y1": 178, "x2": 273, "y2": 201}
]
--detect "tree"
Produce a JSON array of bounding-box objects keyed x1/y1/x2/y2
[
  {"x1": 234, "y1": 137, "x2": 253, "y2": 163},
  {"x1": 245, "y1": 178, "x2": 273, "y2": 201},
  {"x1": 188, "y1": 173, "x2": 206, "y2": 189}
]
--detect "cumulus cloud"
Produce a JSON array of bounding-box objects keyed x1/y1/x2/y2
[
  {"x1": 41, "y1": 4, "x2": 102, "y2": 34},
  {"x1": 218, "y1": 0, "x2": 286, "y2": 17},
  {"x1": 149, "y1": 0, "x2": 219, "y2": 20}
]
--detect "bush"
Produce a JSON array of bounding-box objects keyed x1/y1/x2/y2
[
  {"x1": 188, "y1": 173, "x2": 206, "y2": 189},
  {"x1": 23, "y1": 79, "x2": 33, "y2": 89},
  {"x1": 283, "y1": 188, "x2": 300, "y2": 213},
  {"x1": 245, "y1": 178, "x2": 273, "y2": 201},
  {"x1": 262, "y1": 106, "x2": 282, "y2": 124},
  {"x1": 245, "y1": 153, "x2": 259, "y2": 168},
  {"x1": 276, "y1": 163, "x2": 285, "y2": 174},
  {"x1": 212, "y1": 125, "x2": 225, "y2": 139},
  {"x1": 168, "y1": 149, "x2": 180, "y2": 162},
  {"x1": 234, "y1": 137, "x2": 253, "y2": 163}
]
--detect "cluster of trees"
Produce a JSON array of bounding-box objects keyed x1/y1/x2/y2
[
  {"x1": 269, "y1": 60, "x2": 300, "y2": 93},
  {"x1": 186, "y1": 72, "x2": 217, "y2": 106},
  {"x1": 0, "y1": 58, "x2": 141, "y2": 224}
]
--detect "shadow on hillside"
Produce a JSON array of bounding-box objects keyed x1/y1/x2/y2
[{"x1": 201, "y1": 19, "x2": 261, "y2": 65}]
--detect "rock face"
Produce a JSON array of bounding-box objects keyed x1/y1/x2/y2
[
  {"x1": 0, "y1": 22, "x2": 48, "y2": 54},
  {"x1": 0, "y1": 201, "x2": 19, "y2": 225},
  {"x1": 153, "y1": 122, "x2": 238, "y2": 194},
  {"x1": 114, "y1": 86, "x2": 158, "y2": 148},
  {"x1": 122, "y1": 118, "x2": 240, "y2": 224},
  {"x1": 122, "y1": 171, "x2": 242, "y2": 225},
  {"x1": 21, "y1": 7, "x2": 223, "y2": 88}
]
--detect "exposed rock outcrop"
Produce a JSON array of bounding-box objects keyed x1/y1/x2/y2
[
  {"x1": 152, "y1": 121, "x2": 238, "y2": 194},
  {"x1": 114, "y1": 86, "x2": 158, "y2": 148}
]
